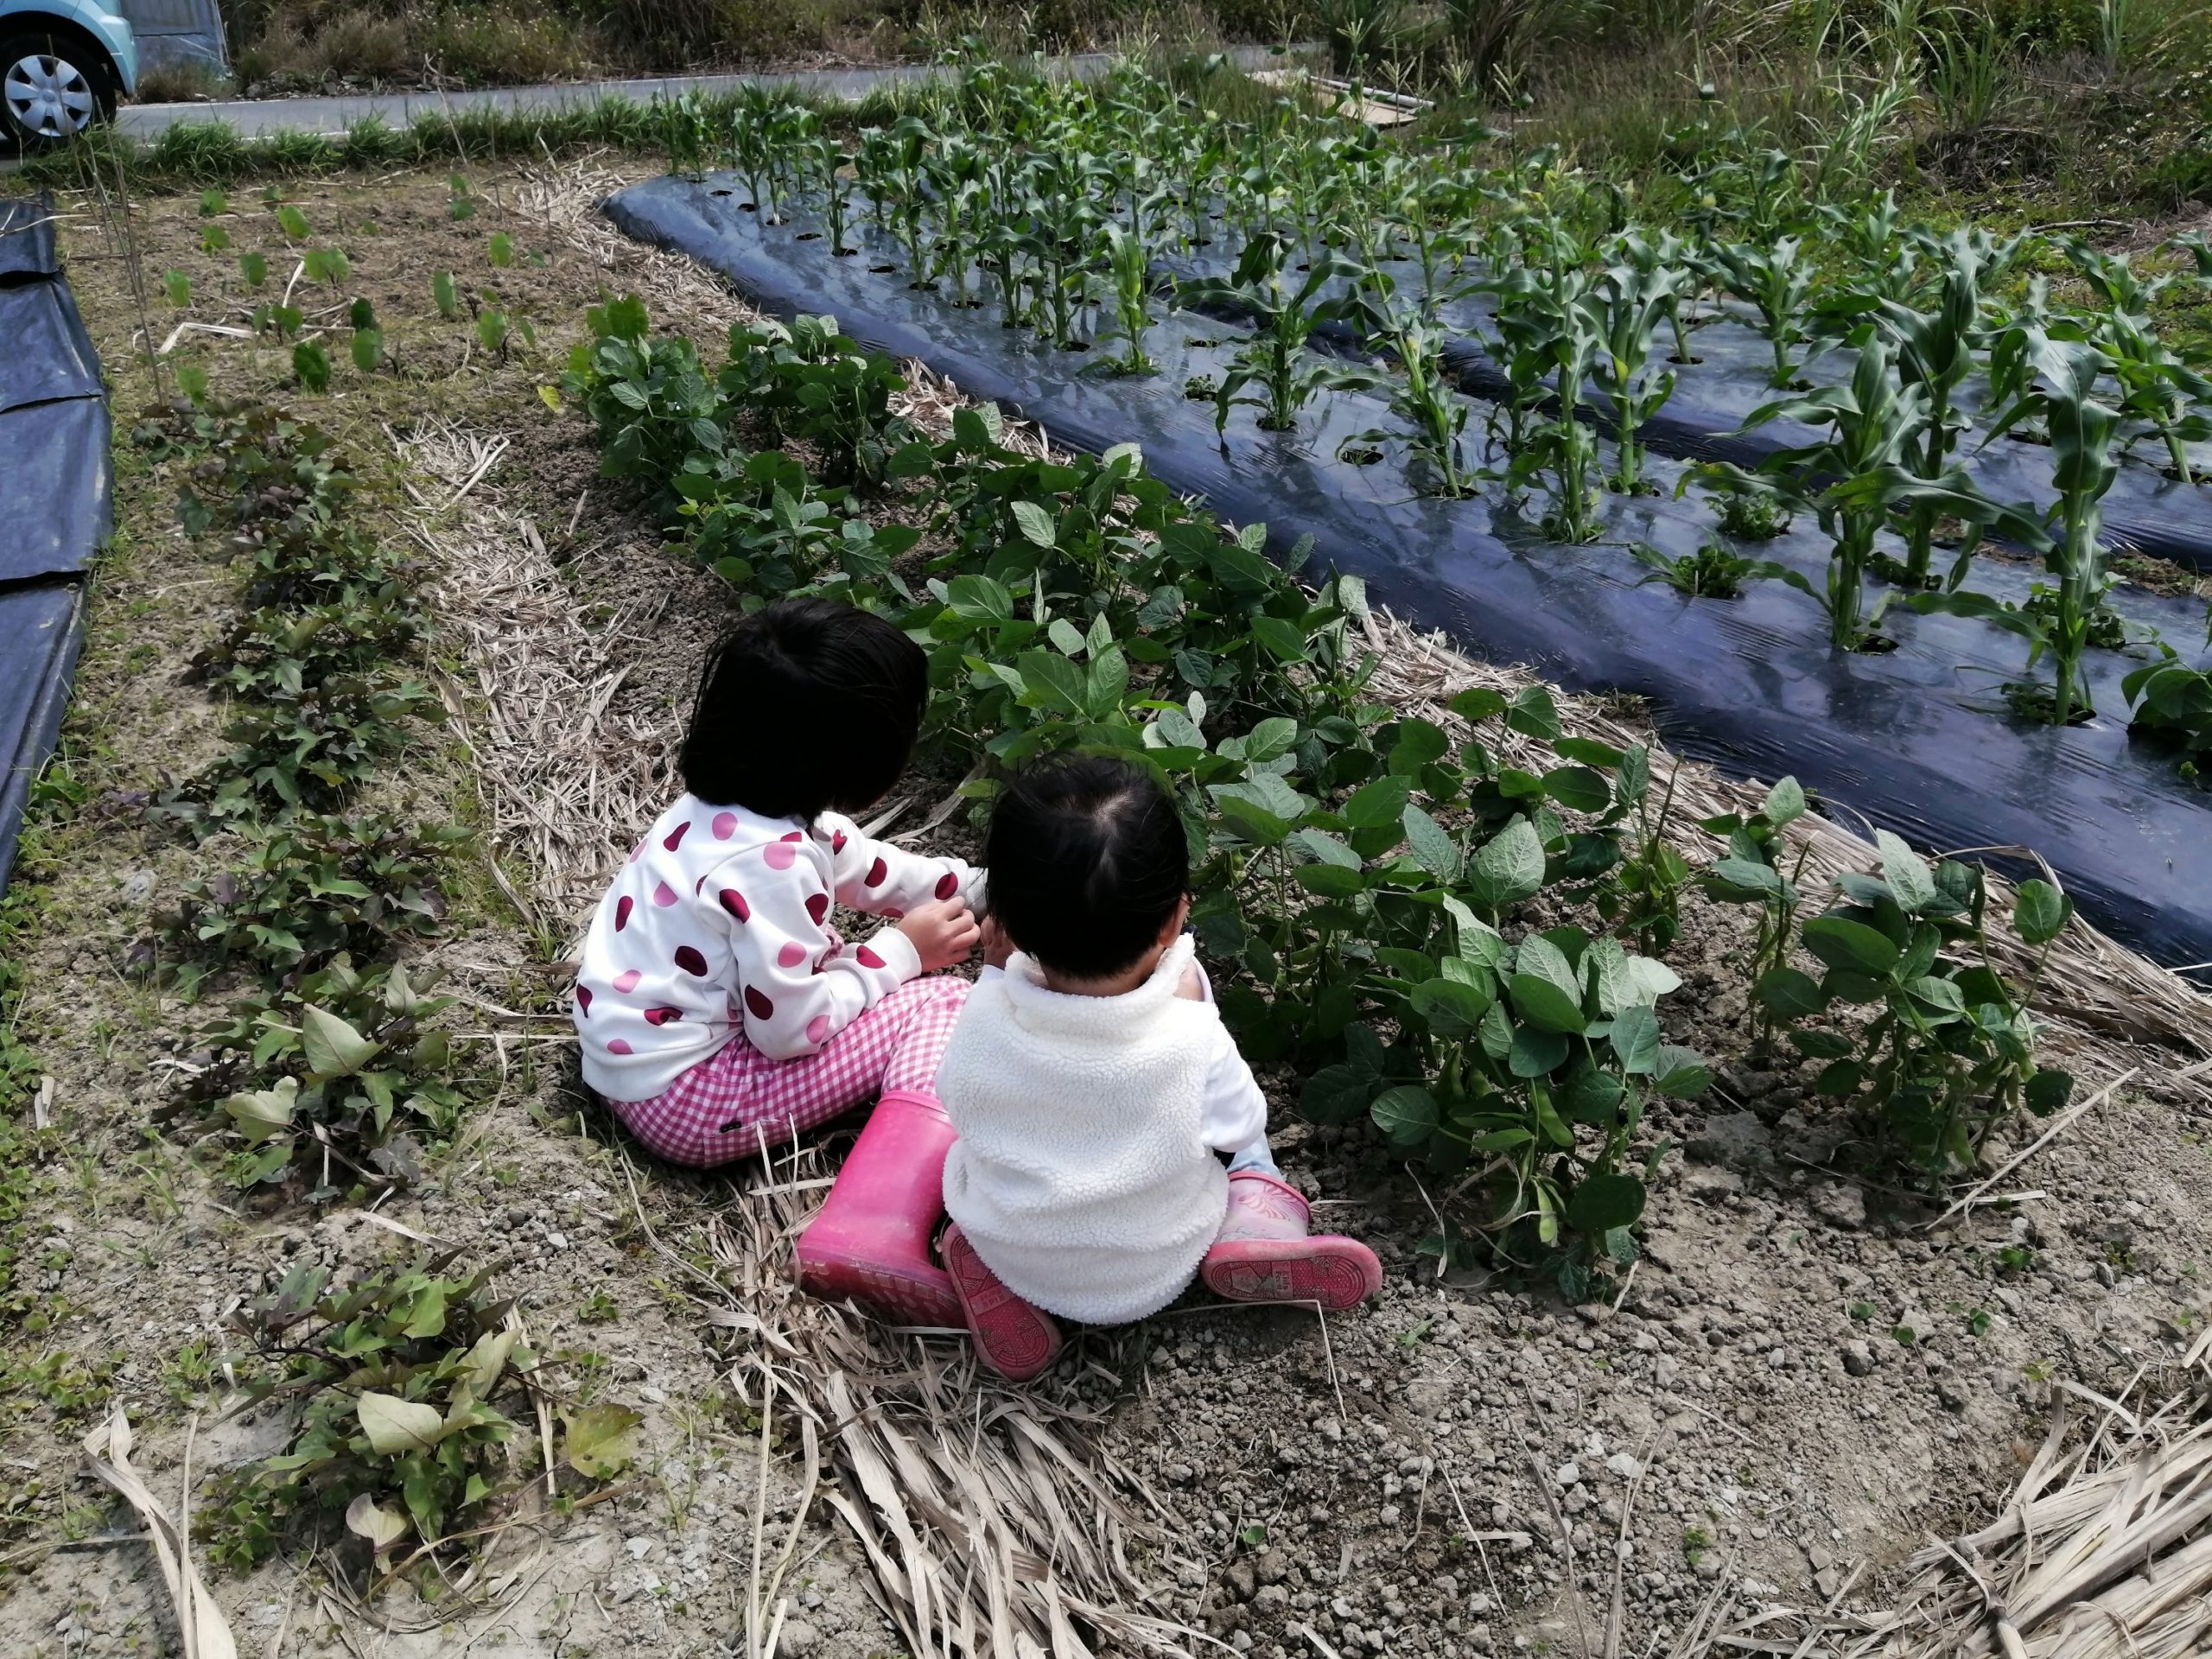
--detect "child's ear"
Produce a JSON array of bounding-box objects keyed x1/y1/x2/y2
[{"x1": 1159, "y1": 894, "x2": 1191, "y2": 944}]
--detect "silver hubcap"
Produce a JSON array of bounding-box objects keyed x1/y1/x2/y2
[{"x1": 5, "y1": 53, "x2": 94, "y2": 139}]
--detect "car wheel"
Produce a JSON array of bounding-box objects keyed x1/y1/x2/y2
[{"x1": 0, "y1": 30, "x2": 117, "y2": 149}]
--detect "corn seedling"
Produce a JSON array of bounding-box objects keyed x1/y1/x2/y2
[{"x1": 1185, "y1": 232, "x2": 1370, "y2": 435}]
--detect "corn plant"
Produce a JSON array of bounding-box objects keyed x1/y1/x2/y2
[
  {"x1": 1864, "y1": 228, "x2": 2009, "y2": 588},
  {"x1": 1491, "y1": 269, "x2": 1605, "y2": 541},
  {"x1": 1102, "y1": 226, "x2": 1158, "y2": 375},
  {"x1": 1702, "y1": 237, "x2": 1816, "y2": 388},
  {"x1": 1710, "y1": 327, "x2": 1948, "y2": 648},
  {"x1": 1929, "y1": 332, "x2": 2122, "y2": 724},
  {"x1": 801, "y1": 133, "x2": 857, "y2": 255},
  {"x1": 1015, "y1": 153, "x2": 1107, "y2": 348},
  {"x1": 1182, "y1": 232, "x2": 1370, "y2": 435},
  {"x1": 2094, "y1": 309, "x2": 2211, "y2": 483},
  {"x1": 1580, "y1": 259, "x2": 1688, "y2": 493},
  {"x1": 1342, "y1": 299, "x2": 1478, "y2": 498}
]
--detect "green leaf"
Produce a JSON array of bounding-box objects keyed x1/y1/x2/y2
[
  {"x1": 1763, "y1": 775, "x2": 1806, "y2": 826},
  {"x1": 1245, "y1": 716, "x2": 1300, "y2": 762},
  {"x1": 345, "y1": 1492, "x2": 410, "y2": 1551},
  {"x1": 1402, "y1": 804, "x2": 1460, "y2": 882},
  {"x1": 563, "y1": 1405, "x2": 645, "y2": 1479},
  {"x1": 1508, "y1": 1025, "x2": 1569, "y2": 1077},
  {"x1": 1904, "y1": 975, "x2": 1967, "y2": 1015},
  {"x1": 293, "y1": 338, "x2": 330, "y2": 393},
  {"x1": 2013, "y1": 880, "x2": 2072, "y2": 945},
  {"x1": 1541, "y1": 766, "x2": 1612, "y2": 814},
  {"x1": 1301, "y1": 1064, "x2": 1373, "y2": 1124},
  {"x1": 1754, "y1": 968, "x2": 1827, "y2": 1020},
  {"x1": 1465, "y1": 817, "x2": 1547, "y2": 913},
  {"x1": 456, "y1": 1329, "x2": 519, "y2": 1397},
  {"x1": 1610, "y1": 1004, "x2": 1661, "y2": 1074},
  {"x1": 1409, "y1": 977, "x2": 1493, "y2": 1039},
  {"x1": 1448, "y1": 687, "x2": 1506, "y2": 722},
  {"x1": 1295, "y1": 863, "x2": 1366, "y2": 899},
  {"x1": 301, "y1": 1006, "x2": 382, "y2": 1078},
  {"x1": 358, "y1": 1392, "x2": 448, "y2": 1455},
  {"x1": 1009, "y1": 499, "x2": 1056, "y2": 548},
  {"x1": 2024, "y1": 1067, "x2": 2074, "y2": 1116},
  {"x1": 220, "y1": 1077, "x2": 299, "y2": 1145},
  {"x1": 1800, "y1": 916, "x2": 1900, "y2": 976},
  {"x1": 1343, "y1": 775, "x2": 1412, "y2": 830},
  {"x1": 1369, "y1": 1084, "x2": 1439, "y2": 1148},
  {"x1": 432, "y1": 270, "x2": 458, "y2": 317},
  {"x1": 1788, "y1": 1027, "x2": 1855, "y2": 1060},
  {"x1": 1388, "y1": 718, "x2": 1451, "y2": 774},
  {"x1": 1566, "y1": 1173, "x2": 1646, "y2": 1236},
  {"x1": 1652, "y1": 1046, "x2": 1713, "y2": 1097},
  {"x1": 1874, "y1": 830, "x2": 1937, "y2": 912},
  {"x1": 1554, "y1": 736, "x2": 1625, "y2": 769},
  {"x1": 1706, "y1": 857, "x2": 1781, "y2": 896},
  {"x1": 1815, "y1": 1059, "x2": 1865, "y2": 1096},
  {"x1": 1505, "y1": 687, "x2": 1560, "y2": 740},
  {"x1": 945, "y1": 574, "x2": 1014, "y2": 621}
]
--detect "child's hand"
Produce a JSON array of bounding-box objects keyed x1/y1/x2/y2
[
  {"x1": 1174, "y1": 961, "x2": 1205, "y2": 1001},
  {"x1": 980, "y1": 915, "x2": 1015, "y2": 970},
  {"x1": 897, "y1": 899, "x2": 980, "y2": 971}
]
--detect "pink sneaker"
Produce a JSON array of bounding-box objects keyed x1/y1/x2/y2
[
  {"x1": 1200, "y1": 1170, "x2": 1382, "y2": 1312},
  {"x1": 793, "y1": 1090, "x2": 963, "y2": 1328},
  {"x1": 941, "y1": 1224, "x2": 1063, "y2": 1382}
]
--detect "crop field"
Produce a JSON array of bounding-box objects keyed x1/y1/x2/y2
[{"x1": 9, "y1": 37, "x2": 2212, "y2": 1659}]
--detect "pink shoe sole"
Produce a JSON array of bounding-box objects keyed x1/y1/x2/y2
[
  {"x1": 1202, "y1": 1236, "x2": 1382, "y2": 1311},
  {"x1": 794, "y1": 1242, "x2": 964, "y2": 1328},
  {"x1": 942, "y1": 1225, "x2": 1062, "y2": 1382}
]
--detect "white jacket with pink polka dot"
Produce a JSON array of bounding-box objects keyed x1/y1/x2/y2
[{"x1": 574, "y1": 794, "x2": 980, "y2": 1101}]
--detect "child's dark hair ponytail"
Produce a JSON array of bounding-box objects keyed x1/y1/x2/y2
[
  {"x1": 984, "y1": 755, "x2": 1188, "y2": 979},
  {"x1": 680, "y1": 598, "x2": 927, "y2": 820}
]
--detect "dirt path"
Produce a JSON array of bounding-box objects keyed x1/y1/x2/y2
[{"x1": 4, "y1": 162, "x2": 2211, "y2": 1659}]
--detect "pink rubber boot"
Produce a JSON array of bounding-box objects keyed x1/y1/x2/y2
[
  {"x1": 792, "y1": 1089, "x2": 963, "y2": 1328},
  {"x1": 1200, "y1": 1171, "x2": 1382, "y2": 1311},
  {"x1": 942, "y1": 1224, "x2": 1063, "y2": 1382}
]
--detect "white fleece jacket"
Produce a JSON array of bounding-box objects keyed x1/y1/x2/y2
[{"x1": 938, "y1": 937, "x2": 1268, "y2": 1325}]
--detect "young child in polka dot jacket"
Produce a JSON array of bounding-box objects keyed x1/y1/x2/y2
[{"x1": 572, "y1": 599, "x2": 982, "y2": 1168}]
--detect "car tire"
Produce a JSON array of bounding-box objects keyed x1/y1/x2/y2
[{"x1": 0, "y1": 28, "x2": 118, "y2": 150}]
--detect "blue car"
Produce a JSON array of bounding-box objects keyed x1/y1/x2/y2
[{"x1": 1, "y1": 0, "x2": 137, "y2": 146}]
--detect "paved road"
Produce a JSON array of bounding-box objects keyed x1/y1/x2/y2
[{"x1": 115, "y1": 46, "x2": 1299, "y2": 141}]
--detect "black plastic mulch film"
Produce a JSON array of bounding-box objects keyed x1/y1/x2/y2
[
  {"x1": 606, "y1": 174, "x2": 2212, "y2": 969},
  {"x1": 1, "y1": 194, "x2": 108, "y2": 896}
]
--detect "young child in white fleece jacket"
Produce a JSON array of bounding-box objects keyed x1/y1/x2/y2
[
  {"x1": 573, "y1": 599, "x2": 982, "y2": 1168},
  {"x1": 936, "y1": 755, "x2": 1382, "y2": 1381}
]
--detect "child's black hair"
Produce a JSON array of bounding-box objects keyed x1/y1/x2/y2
[
  {"x1": 985, "y1": 754, "x2": 1188, "y2": 980},
  {"x1": 680, "y1": 598, "x2": 927, "y2": 821}
]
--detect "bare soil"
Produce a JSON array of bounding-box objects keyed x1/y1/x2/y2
[{"x1": 5, "y1": 163, "x2": 2211, "y2": 1659}]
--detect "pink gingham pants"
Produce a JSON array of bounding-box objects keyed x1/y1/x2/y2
[{"x1": 607, "y1": 974, "x2": 970, "y2": 1169}]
